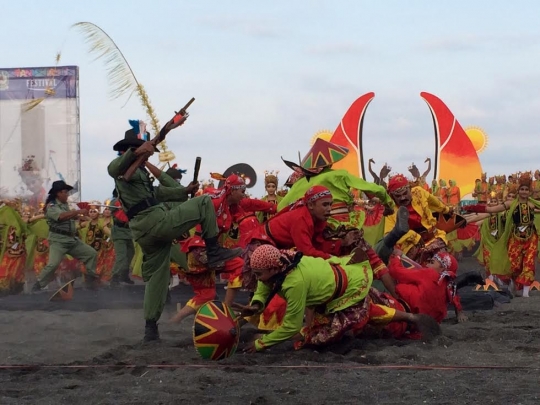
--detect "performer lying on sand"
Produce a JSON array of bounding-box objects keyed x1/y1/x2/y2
[
  {"x1": 233, "y1": 245, "x2": 440, "y2": 353},
  {"x1": 388, "y1": 251, "x2": 468, "y2": 324}
]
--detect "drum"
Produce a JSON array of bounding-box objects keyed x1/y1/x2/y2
[
  {"x1": 193, "y1": 300, "x2": 240, "y2": 360},
  {"x1": 49, "y1": 279, "x2": 75, "y2": 302}
]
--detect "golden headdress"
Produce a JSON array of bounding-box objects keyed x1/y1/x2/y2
[
  {"x1": 518, "y1": 172, "x2": 532, "y2": 188},
  {"x1": 264, "y1": 170, "x2": 279, "y2": 186},
  {"x1": 507, "y1": 183, "x2": 518, "y2": 195},
  {"x1": 88, "y1": 200, "x2": 102, "y2": 212}
]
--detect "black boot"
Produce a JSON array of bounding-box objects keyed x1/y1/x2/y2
[
  {"x1": 84, "y1": 275, "x2": 100, "y2": 290},
  {"x1": 120, "y1": 272, "x2": 134, "y2": 285},
  {"x1": 143, "y1": 320, "x2": 160, "y2": 342},
  {"x1": 204, "y1": 236, "x2": 242, "y2": 267},
  {"x1": 31, "y1": 281, "x2": 42, "y2": 293},
  {"x1": 110, "y1": 275, "x2": 120, "y2": 288},
  {"x1": 382, "y1": 206, "x2": 410, "y2": 249}
]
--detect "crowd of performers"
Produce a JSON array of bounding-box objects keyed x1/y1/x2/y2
[{"x1": 0, "y1": 119, "x2": 538, "y2": 351}]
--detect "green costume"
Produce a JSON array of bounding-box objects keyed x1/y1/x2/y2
[
  {"x1": 477, "y1": 198, "x2": 540, "y2": 278},
  {"x1": 278, "y1": 168, "x2": 394, "y2": 230},
  {"x1": 36, "y1": 199, "x2": 97, "y2": 288},
  {"x1": 108, "y1": 149, "x2": 221, "y2": 324},
  {"x1": 110, "y1": 197, "x2": 135, "y2": 282},
  {"x1": 157, "y1": 170, "x2": 189, "y2": 271},
  {"x1": 251, "y1": 254, "x2": 374, "y2": 350},
  {"x1": 279, "y1": 169, "x2": 393, "y2": 210}
]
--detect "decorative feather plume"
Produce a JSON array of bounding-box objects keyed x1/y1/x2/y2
[
  {"x1": 22, "y1": 51, "x2": 62, "y2": 112},
  {"x1": 72, "y1": 22, "x2": 161, "y2": 138}
]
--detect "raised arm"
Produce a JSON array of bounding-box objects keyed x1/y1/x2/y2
[
  {"x1": 255, "y1": 283, "x2": 307, "y2": 350},
  {"x1": 463, "y1": 202, "x2": 509, "y2": 214}
]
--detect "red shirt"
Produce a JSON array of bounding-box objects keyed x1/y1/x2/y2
[
  {"x1": 213, "y1": 196, "x2": 275, "y2": 236},
  {"x1": 389, "y1": 256, "x2": 461, "y2": 323},
  {"x1": 258, "y1": 205, "x2": 331, "y2": 259}
]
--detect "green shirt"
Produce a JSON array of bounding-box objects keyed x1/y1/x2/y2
[
  {"x1": 46, "y1": 199, "x2": 76, "y2": 239},
  {"x1": 277, "y1": 168, "x2": 394, "y2": 211},
  {"x1": 107, "y1": 150, "x2": 189, "y2": 239},
  {"x1": 156, "y1": 171, "x2": 188, "y2": 210},
  {"x1": 251, "y1": 255, "x2": 373, "y2": 349}
]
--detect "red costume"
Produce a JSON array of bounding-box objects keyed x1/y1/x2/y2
[
  {"x1": 262, "y1": 206, "x2": 331, "y2": 259},
  {"x1": 244, "y1": 186, "x2": 390, "y2": 332},
  {"x1": 243, "y1": 185, "x2": 333, "y2": 330},
  {"x1": 247, "y1": 185, "x2": 333, "y2": 259},
  {"x1": 389, "y1": 252, "x2": 461, "y2": 323},
  {"x1": 182, "y1": 174, "x2": 274, "y2": 303},
  {"x1": 207, "y1": 174, "x2": 276, "y2": 247}
]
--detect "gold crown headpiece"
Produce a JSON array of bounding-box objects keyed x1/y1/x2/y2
[
  {"x1": 264, "y1": 170, "x2": 279, "y2": 186},
  {"x1": 518, "y1": 172, "x2": 532, "y2": 188}
]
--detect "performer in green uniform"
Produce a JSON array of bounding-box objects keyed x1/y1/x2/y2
[
  {"x1": 145, "y1": 162, "x2": 192, "y2": 271},
  {"x1": 32, "y1": 181, "x2": 99, "y2": 291},
  {"x1": 108, "y1": 121, "x2": 241, "y2": 342},
  {"x1": 110, "y1": 189, "x2": 135, "y2": 286}
]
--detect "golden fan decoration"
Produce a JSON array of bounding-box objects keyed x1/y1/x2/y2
[
  {"x1": 73, "y1": 22, "x2": 160, "y2": 136},
  {"x1": 22, "y1": 52, "x2": 62, "y2": 112},
  {"x1": 73, "y1": 22, "x2": 175, "y2": 164}
]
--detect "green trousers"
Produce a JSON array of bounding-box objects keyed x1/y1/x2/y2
[
  {"x1": 37, "y1": 236, "x2": 97, "y2": 287},
  {"x1": 170, "y1": 243, "x2": 188, "y2": 270},
  {"x1": 111, "y1": 238, "x2": 135, "y2": 279},
  {"x1": 135, "y1": 195, "x2": 219, "y2": 322}
]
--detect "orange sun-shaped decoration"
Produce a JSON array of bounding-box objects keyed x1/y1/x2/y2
[
  {"x1": 310, "y1": 129, "x2": 334, "y2": 145},
  {"x1": 464, "y1": 126, "x2": 488, "y2": 154}
]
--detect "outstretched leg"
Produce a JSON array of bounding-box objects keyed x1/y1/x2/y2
[{"x1": 374, "y1": 206, "x2": 410, "y2": 264}]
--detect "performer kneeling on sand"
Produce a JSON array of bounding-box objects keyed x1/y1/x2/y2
[
  {"x1": 384, "y1": 174, "x2": 452, "y2": 265},
  {"x1": 233, "y1": 245, "x2": 440, "y2": 353},
  {"x1": 32, "y1": 181, "x2": 99, "y2": 292},
  {"x1": 108, "y1": 119, "x2": 242, "y2": 342}
]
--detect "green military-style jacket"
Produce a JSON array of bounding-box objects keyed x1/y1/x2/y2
[
  {"x1": 107, "y1": 149, "x2": 189, "y2": 239},
  {"x1": 158, "y1": 172, "x2": 188, "y2": 210},
  {"x1": 46, "y1": 199, "x2": 77, "y2": 242}
]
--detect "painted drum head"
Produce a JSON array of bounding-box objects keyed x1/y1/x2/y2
[{"x1": 193, "y1": 301, "x2": 240, "y2": 360}]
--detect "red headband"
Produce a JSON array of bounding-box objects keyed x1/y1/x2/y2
[
  {"x1": 388, "y1": 174, "x2": 410, "y2": 193},
  {"x1": 432, "y1": 252, "x2": 458, "y2": 275},
  {"x1": 304, "y1": 185, "x2": 331, "y2": 204},
  {"x1": 226, "y1": 174, "x2": 246, "y2": 190}
]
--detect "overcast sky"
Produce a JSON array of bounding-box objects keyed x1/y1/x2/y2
[{"x1": 1, "y1": 0, "x2": 540, "y2": 200}]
